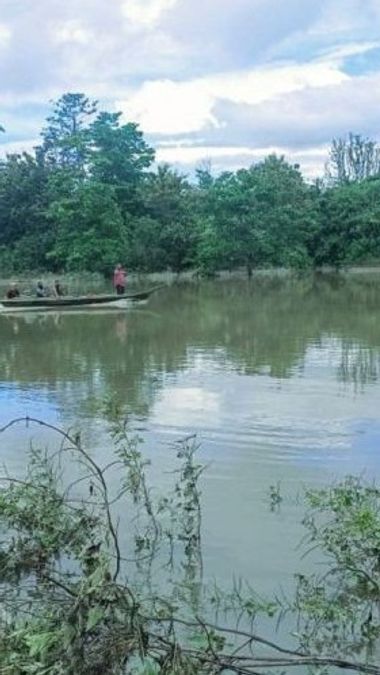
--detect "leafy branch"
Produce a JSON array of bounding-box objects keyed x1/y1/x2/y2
[{"x1": 0, "y1": 417, "x2": 379, "y2": 674}]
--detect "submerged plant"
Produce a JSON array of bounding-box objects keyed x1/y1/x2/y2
[
  {"x1": 291, "y1": 476, "x2": 380, "y2": 658},
  {"x1": 0, "y1": 417, "x2": 378, "y2": 674},
  {"x1": 268, "y1": 481, "x2": 283, "y2": 511}
]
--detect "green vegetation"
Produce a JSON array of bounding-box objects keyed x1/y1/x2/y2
[
  {"x1": 0, "y1": 415, "x2": 380, "y2": 673},
  {"x1": 1, "y1": 94, "x2": 380, "y2": 276}
]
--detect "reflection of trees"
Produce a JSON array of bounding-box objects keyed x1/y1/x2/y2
[
  {"x1": 1, "y1": 274, "x2": 380, "y2": 416},
  {"x1": 337, "y1": 340, "x2": 380, "y2": 388}
]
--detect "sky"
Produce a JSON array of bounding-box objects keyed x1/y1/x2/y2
[{"x1": 1, "y1": 0, "x2": 380, "y2": 178}]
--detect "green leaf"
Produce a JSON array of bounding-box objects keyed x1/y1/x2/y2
[
  {"x1": 86, "y1": 606, "x2": 104, "y2": 631},
  {"x1": 25, "y1": 631, "x2": 56, "y2": 657}
]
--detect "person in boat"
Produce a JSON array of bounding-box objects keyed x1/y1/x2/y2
[
  {"x1": 113, "y1": 263, "x2": 127, "y2": 295},
  {"x1": 53, "y1": 280, "x2": 64, "y2": 297},
  {"x1": 36, "y1": 281, "x2": 47, "y2": 298},
  {"x1": 6, "y1": 283, "x2": 20, "y2": 299}
]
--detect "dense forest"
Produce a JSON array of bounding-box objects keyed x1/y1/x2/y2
[{"x1": 1, "y1": 93, "x2": 380, "y2": 276}]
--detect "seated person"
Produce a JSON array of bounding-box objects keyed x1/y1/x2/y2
[
  {"x1": 36, "y1": 281, "x2": 47, "y2": 298},
  {"x1": 6, "y1": 283, "x2": 20, "y2": 299}
]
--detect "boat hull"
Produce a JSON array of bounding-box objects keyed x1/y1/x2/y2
[{"x1": 0, "y1": 291, "x2": 153, "y2": 313}]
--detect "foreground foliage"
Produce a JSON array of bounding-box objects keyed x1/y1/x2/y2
[
  {"x1": 295, "y1": 477, "x2": 380, "y2": 658},
  {"x1": 0, "y1": 416, "x2": 379, "y2": 674},
  {"x1": 1, "y1": 95, "x2": 380, "y2": 276}
]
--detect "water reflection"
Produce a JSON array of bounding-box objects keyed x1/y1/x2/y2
[
  {"x1": 1, "y1": 274, "x2": 380, "y2": 594},
  {"x1": 1, "y1": 275, "x2": 380, "y2": 404}
]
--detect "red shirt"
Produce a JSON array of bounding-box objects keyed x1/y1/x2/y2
[{"x1": 113, "y1": 268, "x2": 126, "y2": 287}]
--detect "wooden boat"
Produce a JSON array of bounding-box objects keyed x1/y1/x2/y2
[{"x1": 0, "y1": 287, "x2": 161, "y2": 313}]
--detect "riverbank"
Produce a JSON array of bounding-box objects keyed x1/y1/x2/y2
[{"x1": 2, "y1": 265, "x2": 380, "y2": 297}]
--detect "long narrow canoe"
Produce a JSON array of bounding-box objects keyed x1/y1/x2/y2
[{"x1": 0, "y1": 287, "x2": 161, "y2": 313}]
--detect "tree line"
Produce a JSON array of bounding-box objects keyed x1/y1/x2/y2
[{"x1": 1, "y1": 93, "x2": 380, "y2": 276}]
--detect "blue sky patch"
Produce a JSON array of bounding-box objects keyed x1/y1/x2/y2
[{"x1": 343, "y1": 46, "x2": 380, "y2": 75}]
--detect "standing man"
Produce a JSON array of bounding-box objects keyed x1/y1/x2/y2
[
  {"x1": 113, "y1": 263, "x2": 127, "y2": 295},
  {"x1": 53, "y1": 280, "x2": 64, "y2": 297}
]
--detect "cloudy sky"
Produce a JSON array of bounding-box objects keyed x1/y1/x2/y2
[{"x1": 1, "y1": 0, "x2": 380, "y2": 178}]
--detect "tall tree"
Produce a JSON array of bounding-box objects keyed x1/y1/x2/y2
[
  {"x1": 195, "y1": 159, "x2": 214, "y2": 189},
  {"x1": 314, "y1": 178, "x2": 380, "y2": 268},
  {"x1": 40, "y1": 93, "x2": 97, "y2": 170},
  {"x1": 0, "y1": 152, "x2": 51, "y2": 269},
  {"x1": 88, "y1": 111, "x2": 155, "y2": 212},
  {"x1": 197, "y1": 156, "x2": 318, "y2": 275},
  {"x1": 47, "y1": 181, "x2": 126, "y2": 273},
  {"x1": 133, "y1": 165, "x2": 198, "y2": 272},
  {"x1": 326, "y1": 133, "x2": 380, "y2": 185}
]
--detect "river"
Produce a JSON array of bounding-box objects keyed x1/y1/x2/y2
[{"x1": 1, "y1": 273, "x2": 380, "y2": 599}]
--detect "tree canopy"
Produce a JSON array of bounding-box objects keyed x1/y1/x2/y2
[{"x1": 1, "y1": 96, "x2": 380, "y2": 276}]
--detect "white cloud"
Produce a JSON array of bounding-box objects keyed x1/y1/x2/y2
[
  {"x1": 0, "y1": 23, "x2": 11, "y2": 47},
  {"x1": 118, "y1": 79, "x2": 220, "y2": 134},
  {"x1": 122, "y1": 0, "x2": 178, "y2": 28},
  {"x1": 264, "y1": 2, "x2": 380, "y2": 64},
  {"x1": 1, "y1": 0, "x2": 380, "y2": 178},
  {"x1": 309, "y1": 0, "x2": 373, "y2": 37},
  {"x1": 53, "y1": 21, "x2": 92, "y2": 45},
  {"x1": 318, "y1": 40, "x2": 380, "y2": 61},
  {"x1": 212, "y1": 69, "x2": 380, "y2": 149},
  {"x1": 156, "y1": 144, "x2": 329, "y2": 179},
  {"x1": 118, "y1": 60, "x2": 348, "y2": 135},
  {"x1": 208, "y1": 61, "x2": 347, "y2": 104},
  {"x1": 0, "y1": 139, "x2": 39, "y2": 157}
]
